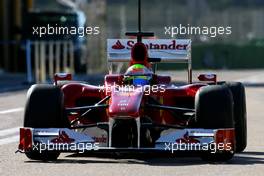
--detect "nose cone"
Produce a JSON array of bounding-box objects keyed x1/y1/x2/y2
[{"x1": 108, "y1": 87, "x2": 143, "y2": 118}]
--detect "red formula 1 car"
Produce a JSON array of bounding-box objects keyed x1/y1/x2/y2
[{"x1": 18, "y1": 0, "x2": 247, "y2": 162}]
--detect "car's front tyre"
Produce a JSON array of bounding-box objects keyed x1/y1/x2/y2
[
  {"x1": 24, "y1": 84, "x2": 69, "y2": 161},
  {"x1": 195, "y1": 85, "x2": 235, "y2": 162}
]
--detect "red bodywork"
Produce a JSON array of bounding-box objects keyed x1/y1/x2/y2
[
  {"x1": 60, "y1": 43, "x2": 207, "y2": 126},
  {"x1": 61, "y1": 77, "x2": 206, "y2": 125}
]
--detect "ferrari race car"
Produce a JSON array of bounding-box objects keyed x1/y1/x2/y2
[{"x1": 18, "y1": 0, "x2": 247, "y2": 162}]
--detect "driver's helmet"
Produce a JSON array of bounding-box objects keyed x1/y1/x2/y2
[{"x1": 124, "y1": 64, "x2": 153, "y2": 86}]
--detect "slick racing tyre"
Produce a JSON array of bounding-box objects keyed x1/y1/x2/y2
[
  {"x1": 195, "y1": 85, "x2": 235, "y2": 162},
  {"x1": 225, "y1": 82, "x2": 247, "y2": 152},
  {"x1": 24, "y1": 84, "x2": 69, "y2": 161}
]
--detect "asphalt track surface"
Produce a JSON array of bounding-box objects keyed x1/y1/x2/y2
[{"x1": 0, "y1": 70, "x2": 263, "y2": 176}]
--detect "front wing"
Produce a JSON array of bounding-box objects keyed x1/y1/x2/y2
[{"x1": 18, "y1": 127, "x2": 235, "y2": 154}]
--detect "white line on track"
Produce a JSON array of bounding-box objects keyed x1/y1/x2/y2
[
  {"x1": 0, "y1": 127, "x2": 19, "y2": 137},
  {"x1": 0, "y1": 127, "x2": 20, "y2": 145},
  {"x1": 0, "y1": 135, "x2": 19, "y2": 145},
  {"x1": 0, "y1": 107, "x2": 23, "y2": 114}
]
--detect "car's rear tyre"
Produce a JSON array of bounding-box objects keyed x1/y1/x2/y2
[
  {"x1": 225, "y1": 82, "x2": 247, "y2": 152},
  {"x1": 195, "y1": 85, "x2": 235, "y2": 162},
  {"x1": 24, "y1": 84, "x2": 69, "y2": 161}
]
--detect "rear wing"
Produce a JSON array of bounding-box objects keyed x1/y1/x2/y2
[{"x1": 107, "y1": 39, "x2": 192, "y2": 83}]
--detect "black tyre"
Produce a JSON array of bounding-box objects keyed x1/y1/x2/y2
[
  {"x1": 24, "y1": 84, "x2": 69, "y2": 161},
  {"x1": 225, "y1": 82, "x2": 247, "y2": 152},
  {"x1": 195, "y1": 85, "x2": 235, "y2": 162}
]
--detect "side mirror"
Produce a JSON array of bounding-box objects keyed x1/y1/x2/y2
[
  {"x1": 198, "y1": 74, "x2": 217, "y2": 84},
  {"x1": 54, "y1": 73, "x2": 72, "y2": 85}
]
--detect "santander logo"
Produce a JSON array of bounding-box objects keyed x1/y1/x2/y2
[
  {"x1": 111, "y1": 39, "x2": 188, "y2": 50},
  {"x1": 112, "y1": 40, "x2": 125, "y2": 49},
  {"x1": 51, "y1": 131, "x2": 75, "y2": 144},
  {"x1": 175, "y1": 132, "x2": 200, "y2": 144}
]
